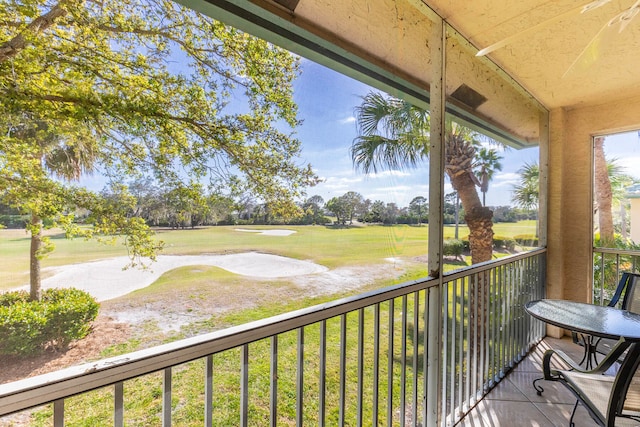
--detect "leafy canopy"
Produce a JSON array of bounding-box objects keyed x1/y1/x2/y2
[{"x1": 0, "y1": 0, "x2": 319, "y2": 263}]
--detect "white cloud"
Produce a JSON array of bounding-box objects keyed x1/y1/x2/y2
[
  {"x1": 491, "y1": 172, "x2": 521, "y2": 188},
  {"x1": 338, "y1": 116, "x2": 356, "y2": 125},
  {"x1": 617, "y1": 156, "x2": 640, "y2": 179},
  {"x1": 368, "y1": 170, "x2": 413, "y2": 179}
]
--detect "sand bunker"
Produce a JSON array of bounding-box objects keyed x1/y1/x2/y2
[
  {"x1": 19, "y1": 252, "x2": 327, "y2": 302},
  {"x1": 234, "y1": 228, "x2": 297, "y2": 236}
]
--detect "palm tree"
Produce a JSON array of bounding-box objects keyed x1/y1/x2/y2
[
  {"x1": 607, "y1": 159, "x2": 636, "y2": 240},
  {"x1": 511, "y1": 161, "x2": 539, "y2": 211},
  {"x1": 7, "y1": 117, "x2": 98, "y2": 300},
  {"x1": 594, "y1": 136, "x2": 614, "y2": 246},
  {"x1": 351, "y1": 92, "x2": 496, "y2": 264},
  {"x1": 474, "y1": 147, "x2": 503, "y2": 206}
]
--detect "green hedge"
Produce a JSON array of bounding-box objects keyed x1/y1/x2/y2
[
  {"x1": 0, "y1": 288, "x2": 99, "y2": 356},
  {"x1": 493, "y1": 235, "x2": 516, "y2": 251},
  {"x1": 443, "y1": 239, "x2": 465, "y2": 258},
  {"x1": 513, "y1": 234, "x2": 539, "y2": 247}
]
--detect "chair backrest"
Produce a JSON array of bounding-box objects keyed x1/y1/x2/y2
[
  {"x1": 608, "y1": 272, "x2": 640, "y2": 314},
  {"x1": 623, "y1": 273, "x2": 640, "y2": 313},
  {"x1": 608, "y1": 342, "x2": 640, "y2": 425}
]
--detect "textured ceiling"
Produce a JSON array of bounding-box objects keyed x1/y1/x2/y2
[{"x1": 426, "y1": 0, "x2": 640, "y2": 109}]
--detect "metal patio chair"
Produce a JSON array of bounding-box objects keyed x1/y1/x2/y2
[{"x1": 537, "y1": 340, "x2": 640, "y2": 426}]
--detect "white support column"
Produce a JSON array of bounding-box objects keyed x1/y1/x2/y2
[
  {"x1": 426, "y1": 17, "x2": 445, "y2": 427},
  {"x1": 538, "y1": 110, "x2": 549, "y2": 249}
]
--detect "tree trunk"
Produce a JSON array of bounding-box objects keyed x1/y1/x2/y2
[
  {"x1": 454, "y1": 194, "x2": 460, "y2": 239},
  {"x1": 449, "y1": 170, "x2": 494, "y2": 264},
  {"x1": 29, "y1": 213, "x2": 43, "y2": 301},
  {"x1": 594, "y1": 136, "x2": 614, "y2": 246}
]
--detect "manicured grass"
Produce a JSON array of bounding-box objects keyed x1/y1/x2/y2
[
  {"x1": 0, "y1": 221, "x2": 537, "y2": 290},
  {"x1": 32, "y1": 286, "x2": 429, "y2": 426},
  {"x1": 12, "y1": 221, "x2": 539, "y2": 425}
]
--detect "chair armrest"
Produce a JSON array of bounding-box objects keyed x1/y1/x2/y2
[{"x1": 542, "y1": 339, "x2": 631, "y2": 379}]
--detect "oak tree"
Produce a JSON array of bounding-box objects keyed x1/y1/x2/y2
[{"x1": 0, "y1": 0, "x2": 318, "y2": 299}]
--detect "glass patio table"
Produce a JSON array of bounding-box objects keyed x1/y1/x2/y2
[{"x1": 525, "y1": 299, "x2": 640, "y2": 342}]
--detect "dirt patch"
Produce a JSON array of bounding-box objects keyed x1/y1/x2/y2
[
  {"x1": 0, "y1": 259, "x2": 412, "y2": 387},
  {"x1": 0, "y1": 316, "x2": 130, "y2": 385}
]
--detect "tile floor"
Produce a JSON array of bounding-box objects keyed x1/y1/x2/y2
[{"x1": 456, "y1": 337, "x2": 601, "y2": 426}]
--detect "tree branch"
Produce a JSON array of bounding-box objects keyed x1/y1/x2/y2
[{"x1": 0, "y1": 0, "x2": 77, "y2": 63}]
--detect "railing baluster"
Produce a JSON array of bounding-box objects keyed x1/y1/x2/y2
[
  {"x1": 115, "y1": 381, "x2": 124, "y2": 427},
  {"x1": 205, "y1": 356, "x2": 213, "y2": 427},
  {"x1": 457, "y1": 278, "x2": 463, "y2": 414},
  {"x1": 297, "y1": 328, "x2": 304, "y2": 427},
  {"x1": 479, "y1": 270, "x2": 486, "y2": 395},
  {"x1": 412, "y1": 291, "x2": 419, "y2": 426},
  {"x1": 491, "y1": 266, "x2": 497, "y2": 385},
  {"x1": 447, "y1": 278, "x2": 454, "y2": 420},
  {"x1": 387, "y1": 298, "x2": 395, "y2": 427},
  {"x1": 472, "y1": 273, "x2": 478, "y2": 404},
  {"x1": 241, "y1": 345, "x2": 248, "y2": 427},
  {"x1": 54, "y1": 399, "x2": 64, "y2": 427},
  {"x1": 339, "y1": 314, "x2": 347, "y2": 427},
  {"x1": 422, "y1": 289, "x2": 429, "y2": 427},
  {"x1": 373, "y1": 303, "x2": 380, "y2": 426},
  {"x1": 600, "y1": 252, "x2": 606, "y2": 304},
  {"x1": 319, "y1": 321, "x2": 326, "y2": 427},
  {"x1": 270, "y1": 337, "x2": 278, "y2": 427},
  {"x1": 163, "y1": 367, "x2": 172, "y2": 427},
  {"x1": 400, "y1": 295, "x2": 407, "y2": 427},
  {"x1": 465, "y1": 274, "x2": 471, "y2": 412},
  {"x1": 357, "y1": 308, "x2": 364, "y2": 427}
]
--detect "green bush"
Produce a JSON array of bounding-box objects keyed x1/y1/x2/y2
[
  {"x1": 443, "y1": 239, "x2": 465, "y2": 258},
  {"x1": 493, "y1": 235, "x2": 516, "y2": 251},
  {"x1": 513, "y1": 234, "x2": 539, "y2": 247},
  {"x1": 0, "y1": 288, "x2": 99, "y2": 356}
]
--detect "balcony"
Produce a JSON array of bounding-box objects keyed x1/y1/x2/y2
[{"x1": 1, "y1": 250, "x2": 553, "y2": 426}]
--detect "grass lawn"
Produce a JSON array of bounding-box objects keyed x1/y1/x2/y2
[
  {"x1": 0, "y1": 221, "x2": 537, "y2": 290},
  {"x1": 3, "y1": 220, "x2": 538, "y2": 425}
]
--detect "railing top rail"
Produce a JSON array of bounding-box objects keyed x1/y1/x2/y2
[
  {"x1": 1, "y1": 273, "x2": 440, "y2": 415},
  {"x1": 442, "y1": 248, "x2": 546, "y2": 282},
  {"x1": 593, "y1": 247, "x2": 640, "y2": 257}
]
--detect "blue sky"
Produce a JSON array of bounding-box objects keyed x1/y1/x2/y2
[
  {"x1": 293, "y1": 59, "x2": 540, "y2": 208},
  {"x1": 90, "y1": 54, "x2": 640, "y2": 210}
]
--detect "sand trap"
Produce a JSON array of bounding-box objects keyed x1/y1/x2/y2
[
  {"x1": 234, "y1": 228, "x2": 297, "y2": 236},
  {"x1": 16, "y1": 253, "x2": 327, "y2": 302}
]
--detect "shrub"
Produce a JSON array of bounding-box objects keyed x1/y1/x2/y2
[
  {"x1": 513, "y1": 234, "x2": 539, "y2": 247},
  {"x1": 493, "y1": 235, "x2": 516, "y2": 251},
  {"x1": 0, "y1": 288, "x2": 99, "y2": 356},
  {"x1": 443, "y1": 239, "x2": 465, "y2": 259}
]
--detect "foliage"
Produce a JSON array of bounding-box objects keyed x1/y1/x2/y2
[
  {"x1": 0, "y1": 288, "x2": 99, "y2": 355},
  {"x1": 443, "y1": 239, "x2": 465, "y2": 259},
  {"x1": 473, "y1": 147, "x2": 503, "y2": 206},
  {"x1": 0, "y1": 0, "x2": 320, "y2": 297},
  {"x1": 492, "y1": 235, "x2": 516, "y2": 251},
  {"x1": 325, "y1": 191, "x2": 364, "y2": 225},
  {"x1": 408, "y1": 196, "x2": 428, "y2": 224},
  {"x1": 513, "y1": 234, "x2": 539, "y2": 247},
  {"x1": 351, "y1": 92, "x2": 501, "y2": 264},
  {"x1": 593, "y1": 233, "x2": 640, "y2": 303},
  {"x1": 511, "y1": 162, "x2": 539, "y2": 210}
]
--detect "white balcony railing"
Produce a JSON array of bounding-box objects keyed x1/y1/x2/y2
[
  {"x1": 593, "y1": 247, "x2": 640, "y2": 305},
  {"x1": 0, "y1": 249, "x2": 546, "y2": 426}
]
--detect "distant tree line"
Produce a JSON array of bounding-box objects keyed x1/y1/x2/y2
[{"x1": 0, "y1": 183, "x2": 537, "y2": 229}]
